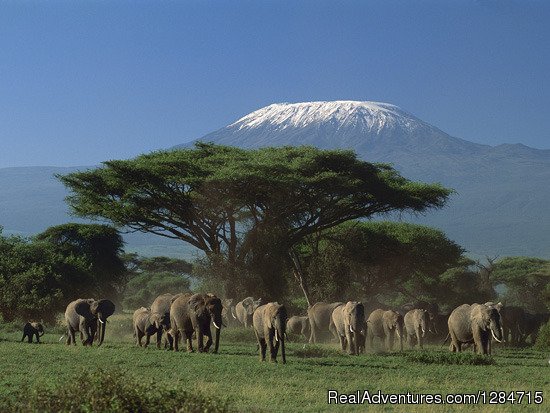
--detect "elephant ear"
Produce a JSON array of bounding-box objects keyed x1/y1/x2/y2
[
  {"x1": 92, "y1": 299, "x2": 116, "y2": 318},
  {"x1": 189, "y1": 294, "x2": 205, "y2": 313},
  {"x1": 75, "y1": 299, "x2": 95, "y2": 318}
]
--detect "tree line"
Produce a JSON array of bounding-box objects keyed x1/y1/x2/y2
[{"x1": 1, "y1": 144, "x2": 548, "y2": 322}]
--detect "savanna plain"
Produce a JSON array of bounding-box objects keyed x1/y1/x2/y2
[{"x1": 0, "y1": 315, "x2": 548, "y2": 413}]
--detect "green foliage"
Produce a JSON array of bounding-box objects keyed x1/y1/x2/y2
[
  {"x1": 122, "y1": 254, "x2": 192, "y2": 310},
  {"x1": 59, "y1": 143, "x2": 451, "y2": 299},
  {"x1": 123, "y1": 272, "x2": 191, "y2": 310},
  {"x1": 0, "y1": 224, "x2": 126, "y2": 322},
  {"x1": 492, "y1": 256, "x2": 550, "y2": 312},
  {"x1": 404, "y1": 351, "x2": 496, "y2": 366},
  {"x1": 1, "y1": 368, "x2": 232, "y2": 413},
  {"x1": 534, "y1": 321, "x2": 550, "y2": 350},
  {"x1": 301, "y1": 220, "x2": 464, "y2": 304}
]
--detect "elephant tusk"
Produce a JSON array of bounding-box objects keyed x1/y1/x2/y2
[
  {"x1": 491, "y1": 329, "x2": 502, "y2": 343},
  {"x1": 98, "y1": 318, "x2": 105, "y2": 324},
  {"x1": 275, "y1": 330, "x2": 279, "y2": 342},
  {"x1": 213, "y1": 321, "x2": 220, "y2": 330},
  {"x1": 350, "y1": 326, "x2": 354, "y2": 334},
  {"x1": 396, "y1": 329, "x2": 401, "y2": 338},
  {"x1": 59, "y1": 335, "x2": 65, "y2": 342}
]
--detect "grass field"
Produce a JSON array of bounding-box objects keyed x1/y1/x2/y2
[{"x1": 1, "y1": 315, "x2": 549, "y2": 412}]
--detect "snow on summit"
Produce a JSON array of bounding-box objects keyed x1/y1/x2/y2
[{"x1": 231, "y1": 101, "x2": 420, "y2": 133}]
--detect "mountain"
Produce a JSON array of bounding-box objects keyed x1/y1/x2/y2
[
  {"x1": 2, "y1": 101, "x2": 549, "y2": 258},
  {"x1": 176, "y1": 101, "x2": 550, "y2": 258}
]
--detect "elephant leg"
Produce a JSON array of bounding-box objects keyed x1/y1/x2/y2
[
  {"x1": 344, "y1": 331, "x2": 353, "y2": 355},
  {"x1": 35, "y1": 332, "x2": 40, "y2": 343},
  {"x1": 338, "y1": 335, "x2": 346, "y2": 352},
  {"x1": 21, "y1": 333, "x2": 26, "y2": 342},
  {"x1": 156, "y1": 330, "x2": 162, "y2": 349},
  {"x1": 186, "y1": 331, "x2": 194, "y2": 353},
  {"x1": 173, "y1": 329, "x2": 180, "y2": 352},
  {"x1": 259, "y1": 338, "x2": 267, "y2": 362},
  {"x1": 67, "y1": 327, "x2": 76, "y2": 346},
  {"x1": 204, "y1": 332, "x2": 213, "y2": 353},
  {"x1": 144, "y1": 333, "x2": 151, "y2": 348},
  {"x1": 197, "y1": 330, "x2": 204, "y2": 352},
  {"x1": 267, "y1": 335, "x2": 276, "y2": 362},
  {"x1": 416, "y1": 327, "x2": 422, "y2": 349}
]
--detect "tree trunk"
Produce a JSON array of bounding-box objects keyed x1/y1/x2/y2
[{"x1": 289, "y1": 250, "x2": 312, "y2": 308}]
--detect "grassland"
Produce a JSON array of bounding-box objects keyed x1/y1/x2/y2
[{"x1": 0, "y1": 314, "x2": 549, "y2": 412}]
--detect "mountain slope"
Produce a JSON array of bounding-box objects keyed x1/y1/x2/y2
[{"x1": 177, "y1": 101, "x2": 550, "y2": 258}]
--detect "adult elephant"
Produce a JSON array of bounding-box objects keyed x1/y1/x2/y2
[
  {"x1": 150, "y1": 293, "x2": 178, "y2": 349},
  {"x1": 404, "y1": 309, "x2": 430, "y2": 349},
  {"x1": 234, "y1": 297, "x2": 262, "y2": 328},
  {"x1": 366, "y1": 309, "x2": 404, "y2": 352},
  {"x1": 330, "y1": 301, "x2": 365, "y2": 355},
  {"x1": 221, "y1": 298, "x2": 236, "y2": 327},
  {"x1": 170, "y1": 293, "x2": 223, "y2": 353},
  {"x1": 21, "y1": 322, "x2": 44, "y2": 343},
  {"x1": 500, "y1": 305, "x2": 525, "y2": 345},
  {"x1": 519, "y1": 312, "x2": 549, "y2": 345},
  {"x1": 286, "y1": 316, "x2": 310, "y2": 341},
  {"x1": 132, "y1": 307, "x2": 163, "y2": 348},
  {"x1": 65, "y1": 298, "x2": 115, "y2": 346},
  {"x1": 253, "y1": 302, "x2": 287, "y2": 363},
  {"x1": 307, "y1": 301, "x2": 343, "y2": 343},
  {"x1": 447, "y1": 303, "x2": 503, "y2": 355}
]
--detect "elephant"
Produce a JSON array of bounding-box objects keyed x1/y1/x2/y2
[
  {"x1": 498, "y1": 305, "x2": 524, "y2": 345},
  {"x1": 64, "y1": 298, "x2": 116, "y2": 346},
  {"x1": 253, "y1": 302, "x2": 287, "y2": 363},
  {"x1": 307, "y1": 301, "x2": 343, "y2": 343},
  {"x1": 234, "y1": 297, "x2": 262, "y2": 328},
  {"x1": 366, "y1": 309, "x2": 404, "y2": 351},
  {"x1": 170, "y1": 293, "x2": 223, "y2": 353},
  {"x1": 330, "y1": 301, "x2": 365, "y2": 355},
  {"x1": 21, "y1": 322, "x2": 44, "y2": 343},
  {"x1": 286, "y1": 316, "x2": 310, "y2": 341},
  {"x1": 519, "y1": 312, "x2": 549, "y2": 345},
  {"x1": 404, "y1": 309, "x2": 430, "y2": 349},
  {"x1": 150, "y1": 293, "x2": 177, "y2": 349},
  {"x1": 219, "y1": 298, "x2": 236, "y2": 326},
  {"x1": 447, "y1": 303, "x2": 503, "y2": 355},
  {"x1": 132, "y1": 307, "x2": 163, "y2": 348}
]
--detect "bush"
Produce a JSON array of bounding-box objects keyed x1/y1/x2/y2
[
  {"x1": 1, "y1": 368, "x2": 232, "y2": 413},
  {"x1": 534, "y1": 321, "x2": 550, "y2": 350},
  {"x1": 404, "y1": 351, "x2": 496, "y2": 366}
]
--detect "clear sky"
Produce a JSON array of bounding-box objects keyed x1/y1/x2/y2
[{"x1": 1, "y1": 0, "x2": 549, "y2": 167}]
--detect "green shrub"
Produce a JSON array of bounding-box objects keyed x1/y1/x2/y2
[
  {"x1": 534, "y1": 321, "x2": 550, "y2": 350},
  {"x1": 405, "y1": 351, "x2": 496, "y2": 365},
  {"x1": 1, "y1": 368, "x2": 232, "y2": 413}
]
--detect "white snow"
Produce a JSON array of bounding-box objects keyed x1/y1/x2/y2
[{"x1": 229, "y1": 101, "x2": 423, "y2": 135}]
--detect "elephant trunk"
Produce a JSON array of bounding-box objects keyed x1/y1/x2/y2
[
  {"x1": 214, "y1": 322, "x2": 221, "y2": 353},
  {"x1": 98, "y1": 318, "x2": 106, "y2": 346},
  {"x1": 38, "y1": 329, "x2": 45, "y2": 337}
]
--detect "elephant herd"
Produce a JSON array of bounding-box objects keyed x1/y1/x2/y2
[{"x1": 17, "y1": 294, "x2": 549, "y2": 362}]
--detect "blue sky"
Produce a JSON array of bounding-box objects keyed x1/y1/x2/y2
[{"x1": 1, "y1": 0, "x2": 549, "y2": 167}]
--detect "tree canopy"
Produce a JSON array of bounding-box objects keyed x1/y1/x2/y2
[
  {"x1": 0, "y1": 224, "x2": 126, "y2": 322},
  {"x1": 59, "y1": 143, "x2": 452, "y2": 302},
  {"x1": 491, "y1": 256, "x2": 550, "y2": 312},
  {"x1": 299, "y1": 221, "x2": 465, "y2": 306}
]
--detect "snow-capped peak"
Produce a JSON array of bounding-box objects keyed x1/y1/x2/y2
[{"x1": 229, "y1": 100, "x2": 421, "y2": 134}]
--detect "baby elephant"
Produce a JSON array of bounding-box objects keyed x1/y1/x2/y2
[
  {"x1": 133, "y1": 307, "x2": 163, "y2": 348},
  {"x1": 21, "y1": 322, "x2": 44, "y2": 343}
]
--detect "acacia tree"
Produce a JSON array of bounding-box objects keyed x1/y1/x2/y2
[{"x1": 59, "y1": 143, "x2": 451, "y2": 304}]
